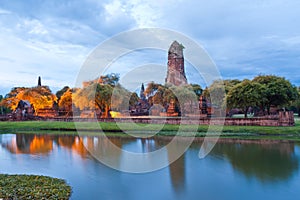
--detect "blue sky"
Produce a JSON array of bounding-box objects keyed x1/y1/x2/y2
[{"x1": 0, "y1": 0, "x2": 300, "y2": 95}]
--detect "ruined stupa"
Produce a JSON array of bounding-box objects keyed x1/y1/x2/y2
[{"x1": 165, "y1": 41, "x2": 188, "y2": 86}]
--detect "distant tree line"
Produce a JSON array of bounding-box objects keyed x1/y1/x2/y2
[
  {"x1": 204, "y1": 75, "x2": 299, "y2": 117},
  {"x1": 0, "y1": 74, "x2": 299, "y2": 118}
]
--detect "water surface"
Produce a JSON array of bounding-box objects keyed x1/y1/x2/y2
[{"x1": 0, "y1": 133, "x2": 299, "y2": 200}]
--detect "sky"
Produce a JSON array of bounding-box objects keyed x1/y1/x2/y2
[{"x1": 0, "y1": 0, "x2": 300, "y2": 95}]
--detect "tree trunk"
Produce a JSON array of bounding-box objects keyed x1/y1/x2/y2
[
  {"x1": 104, "y1": 104, "x2": 110, "y2": 118},
  {"x1": 267, "y1": 105, "x2": 271, "y2": 115},
  {"x1": 244, "y1": 107, "x2": 248, "y2": 118}
]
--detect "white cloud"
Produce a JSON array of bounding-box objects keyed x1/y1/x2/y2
[
  {"x1": 0, "y1": 8, "x2": 11, "y2": 15},
  {"x1": 0, "y1": 0, "x2": 300, "y2": 94}
]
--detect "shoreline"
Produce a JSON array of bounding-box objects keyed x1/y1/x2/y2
[{"x1": 0, "y1": 120, "x2": 300, "y2": 141}]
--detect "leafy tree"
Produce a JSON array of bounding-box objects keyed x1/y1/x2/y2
[
  {"x1": 58, "y1": 88, "x2": 73, "y2": 116},
  {"x1": 290, "y1": 87, "x2": 300, "y2": 116},
  {"x1": 190, "y1": 84, "x2": 202, "y2": 98},
  {"x1": 3, "y1": 86, "x2": 56, "y2": 114},
  {"x1": 73, "y1": 74, "x2": 132, "y2": 118},
  {"x1": 204, "y1": 79, "x2": 235, "y2": 109},
  {"x1": 98, "y1": 73, "x2": 119, "y2": 86},
  {"x1": 56, "y1": 86, "x2": 70, "y2": 102},
  {"x1": 253, "y1": 75, "x2": 298, "y2": 114},
  {"x1": 17, "y1": 86, "x2": 57, "y2": 114},
  {"x1": 129, "y1": 92, "x2": 139, "y2": 106},
  {"x1": 2, "y1": 87, "x2": 27, "y2": 110},
  {"x1": 0, "y1": 95, "x2": 11, "y2": 114},
  {"x1": 227, "y1": 80, "x2": 265, "y2": 118}
]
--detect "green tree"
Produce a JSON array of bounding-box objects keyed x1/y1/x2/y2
[
  {"x1": 129, "y1": 92, "x2": 139, "y2": 107},
  {"x1": 253, "y1": 75, "x2": 298, "y2": 114},
  {"x1": 227, "y1": 80, "x2": 265, "y2": 118}
]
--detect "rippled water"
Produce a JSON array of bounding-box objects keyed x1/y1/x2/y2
[{"x1": 1, "y1": 133, "x2": 300, "y2": 200}]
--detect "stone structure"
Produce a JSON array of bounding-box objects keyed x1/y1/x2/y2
[
  {"x1": 38, "y1": 76, "x2": 42, "y2": 87},
  {"x1": 49, "y1": 111, "x2": 295, "y2": 127},
  {"x1": 160, "y1": 99, "x2": 179, "y2": 117},
  {"x1": 165, "y1": 41, "x2": 188, "y2": 86},
  {"x1": 13, "y1": 100, "x2": 34, "y2": 120},
  {"x1": 129, "y1": 83, "x2": 150, "y2": 116}
]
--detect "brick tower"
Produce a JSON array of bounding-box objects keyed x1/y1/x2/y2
[{"x1": 165, "y1": 41, "x2": 188, "y2": 86}]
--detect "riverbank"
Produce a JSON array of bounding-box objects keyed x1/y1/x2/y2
[
  {"x1": 0, "y1": 174, "x2": 71, "y2": 200},
  {"x1": 0, "y1": 120, "x2": 300, "y2": 140}
]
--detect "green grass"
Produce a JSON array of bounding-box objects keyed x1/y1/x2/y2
[
  {"x1": 0, "y1": 174, "x2": 71, "y2": 200},
  {"x1": 0, "y1": 119, "x2": 300, "y2": 140}
]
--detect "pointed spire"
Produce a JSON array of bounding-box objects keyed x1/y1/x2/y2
[
  {"x1": 38, "y1": 76, "x2": 41, "y2": 87},
  {"x1": 140, "y1": 83, "x2": 146, "y2": 100}
]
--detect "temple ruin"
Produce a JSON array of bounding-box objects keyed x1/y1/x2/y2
[{"x1": 165, "y1": 41, "x2": 188, "y2": 86}]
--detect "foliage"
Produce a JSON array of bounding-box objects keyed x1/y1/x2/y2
[
  {"x1": 3, "y1": 86, "x2": 57, "y2": 113},
  {"x1": 253, "y1": 75, "x2": 298, "y2": 113},
  {"x1": 0, "y1": 174, "x2": 71, "y2": 200},
  {"x1": 129, "y1": 92, "x2": 139, "y2": 106},
  {"x1": 73, "y1": 74, "x2": 132, "y2": 118},
  {"x1": 0, "y1": 95, "x2": 11, "y2": 114},
  {"x1": 145, "y1": 83, "x2": 200, "y2": 115},
  {"x1": 227, "y1": 80, "x2": 265, "y2": 117},
  {"x1": 203, "y1": 79, "x2": 232, "y2": 109},
  {"x1": 58, "y1": 88, "x2": 73, "y2": 116},
  {"x1": 56, "y1": 86, "x2": 70, "y2": 102}
]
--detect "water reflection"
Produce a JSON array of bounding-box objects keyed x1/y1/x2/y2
[
  {"x1": 1, "y1": 134, "x2": 299, "y2": 185},
  {"x1": 208, "y1": 141, "x2": 299, "y2": 182},
  {"x1": 2, "y1": 134, "x2": 89, "y2": 157}
]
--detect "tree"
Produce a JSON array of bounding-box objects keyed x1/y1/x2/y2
[
  {"x1": 290, "y1": 87, "x2": 300, "y2": 116},
  {"x1": 253, "y1": 75, "x2": 298, "y2": 114},
  {"x1": 2, "y1": 87, "x2": 27, "y2": 110},
  {"x1": 204, "y1": 79, "x2": 236, "y2": 109},
  {"x1": 58, "y1": 88, "x2": 73, "y2": 116},
  {"x1": 129, "y1": 92, "x2": 139, "y2": 107},
  {"x1": 190, "y1": 84, "x2": 203, "y2": 98},
  {"x1": 0, "y1": 95, "x2": 11, "y2": 114},
  {"x1": 73, "y1": 74, "x2": 132, "y2": 118},
  {"x1": 3, "y1": 86, "x2": 56, "y2": 114},
  {"x1": 56, "y1": 86, "x2": 70, "y2": 102},
  {"x1": 16, "y1": 86, "x2": 57, "y2": 115},
  {"x1": 227, "y1": 80, "x2": 265, "y2": 118}
]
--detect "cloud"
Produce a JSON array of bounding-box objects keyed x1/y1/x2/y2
[{"x1": 0, "y1": 0, "x2": 300, "y2": 95}]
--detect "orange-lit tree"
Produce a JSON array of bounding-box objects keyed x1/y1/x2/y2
[
  {"x1": 3, "y1": 86, "x2": 57, "y2": 115},
  {"x1": 58, "y1": 88, "x2": 74, "y2": 116}
]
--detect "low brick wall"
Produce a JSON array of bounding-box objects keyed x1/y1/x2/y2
[{"x1": 49, "y1": 111, "x2": 294, "y2": 127}]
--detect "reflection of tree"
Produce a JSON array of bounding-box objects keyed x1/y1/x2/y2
[
  {"x1": 212, "y1": 142, "x2": 299, "y2": 182},
  {"x1": 4, "y1": 134, "x2": 53, "y2": 155}
]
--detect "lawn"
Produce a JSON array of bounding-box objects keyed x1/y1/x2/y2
[{"x1": 0, "y1": 119, "x2": 300, "y2": 140}]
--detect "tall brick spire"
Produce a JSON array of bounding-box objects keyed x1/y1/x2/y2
[{"x1": 165, "y1": 41, "x2": 187, "y2": 86}]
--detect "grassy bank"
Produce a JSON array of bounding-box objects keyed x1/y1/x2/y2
[
  {"x1": 0, "y1": 120, "x2": 300, "y2": 140},
  {"x1": 0, "y1": 174, "x2": 71, "y2": 200}
]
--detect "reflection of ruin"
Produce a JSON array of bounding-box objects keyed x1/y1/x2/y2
[
  {"x1": 166, "y1": 139, "x2": 186, "y2": 193},
  {"x1": 169, "y1": 154, "x2": 185, "y2": 193}
]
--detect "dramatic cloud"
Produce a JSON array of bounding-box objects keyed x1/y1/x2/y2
[{"x1": 0, "y1": 0, "x2": 299, "y2": 95}]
